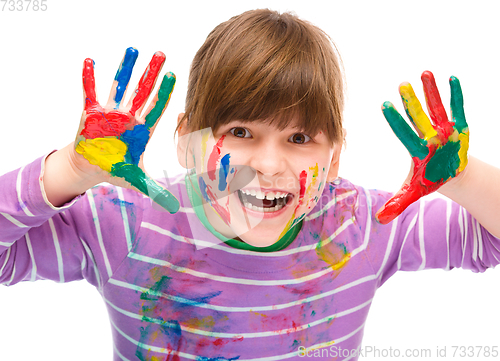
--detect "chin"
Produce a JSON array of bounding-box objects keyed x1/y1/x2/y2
[{"x1": 235, "y1": 225, "x2": 285, "y2": 247}]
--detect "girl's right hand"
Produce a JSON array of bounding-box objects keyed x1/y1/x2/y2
[{"x1": 71, "y1": 47, "x2": 180, "y2": 213}]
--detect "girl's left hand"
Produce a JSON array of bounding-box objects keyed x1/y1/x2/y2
[{"x1": 375, "y1": 71, "x2": 469, "y2": 224}]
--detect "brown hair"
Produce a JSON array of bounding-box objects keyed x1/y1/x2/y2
[{"x1": 178, "y1": 9, "x2": 345, "y2": 145}]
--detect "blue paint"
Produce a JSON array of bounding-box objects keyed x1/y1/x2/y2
[
  {"x1": 199, "y1": 177, "x2": 211, "y2": 203},
  {"x1": 218, "y1": 154, "x2": 231, "y2": 192},
  {"x1": 114, "y1": 47, "x2": 138, "y2": 106},
  {"x1": 196, "y1": 356, "x2": 240, "y2": 361},
  {"x1": 172, "y1": 290, "x2": 223, "y2": 308},
  {"x1": 121, "y1": 124, "x2": 150, "y2": 165},
  {"x1": 230, "y1": 168, "x2": 235, "y2": 174}
]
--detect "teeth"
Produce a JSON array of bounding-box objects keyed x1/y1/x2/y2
[
  {"x1": 243, "y1": 202, "x2": 284, "y2": 213},
  {"x1": 240, "y1": 189, "x2": 289, "y2": 200},
  {"x1": 265, "y1": 192, "x2": 275, "y2": 200}
]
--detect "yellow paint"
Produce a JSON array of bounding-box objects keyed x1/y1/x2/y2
[
  {"x1": 75, "y1": 138, "x2": 127, "y2": 172},
  {"x1": 184, "y1": 315, "x2": 228, "y2": 329},
  {"x1": 458, "y1": 129, "x2": 469, "y2": 172},
  {"x1": 316, "y1": 242, "x2": 351, "y2": 271},
  {"x1": 252, "y1": 311, "x2": 268, "y2": 318},
  {"x1": 200, "y1": 130, "x2": 210, "y2": 173},
  {"x1": 277, "y1": 164, "x2": 318, "y2": 239},
  {"x1": 399, "y1": 83, "x2": 438, "y2": 141}
]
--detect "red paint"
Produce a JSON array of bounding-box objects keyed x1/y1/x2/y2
[
  {"x1": 206, "y1": 185, "x2": 231, "y2": 225},
  {"x1": 81, "y1": 109, "x2": 132, "y2": 138},
  {"x1": 81, "y1": 57, "x2": 133, "y2": 138},
  {"x1": 212, "y1": 336, "x2": 244, "y2": 346},
  {"x1": 82, "y1": 58, "x2": 97, "y2": 106},
  {"x1": 376, "y1": 149, "x2": 444, "y2": 224},
  {"x1": 421, "y1": 71, "x2": 454, "y2": 141},
  {"x1": 129, "y1": 51, "x2": 166, "y2": 116},
  {"x1": 299, "y1": 170, "x2": 307, "y2": 200},
  {"x1": 207, "y1": 135, "x2": 226, "y2": 181}
]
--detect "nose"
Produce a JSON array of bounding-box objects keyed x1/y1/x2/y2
[{"x1": 248, "y1": 140, "x2": 287, "y2": 177}]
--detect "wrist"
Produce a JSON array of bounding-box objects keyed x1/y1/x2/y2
[
  {"x1": 438, "y1": 156, "x2": 473, "y2": 200},
  {"x1": 43, "y1": 143, "x2": 105, "y2": 207}
]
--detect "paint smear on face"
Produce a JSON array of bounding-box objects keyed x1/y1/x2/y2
[
  {"x1": 200, "y1": 131, "x2": 210, "y2": 173},
  {"x1": 218, "y1": 154, "x2": 231, "y2": 192},
  {"x1": 207, "y1": 135, "x2": 226, "y2": 181}
]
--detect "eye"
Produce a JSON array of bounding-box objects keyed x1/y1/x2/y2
[
  {"x1": 230, "y1": 127, "x2": 251, "y2": 138},
  {"x1": 289, "y1": 133, "x2": 311, "y2": 144}
]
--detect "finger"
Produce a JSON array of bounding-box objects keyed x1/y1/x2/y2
[
  {"x1": 143, "y1": 72, "x2": 176, "y2": 130},
  {"x1": 83, "y1": 58, "x2": 98, "y2": 108},
  {"x1": 421, "y1": 71, "x2": 454, "y2": 141},
  {"x1": 110, "y1": 162, "x2": 180, "y2": 213},
  {"x1": 375, "y1": 184, "x2": 423, "y2": 224},
  {"x1": 382, "y1": 102, "x2": 429, "y2": 160},
  {"x1": 106, "y1": 47, "x2": 139, "y2": 109},
  {"x1": 399, "y1": 82, "x2": 438, "y2": 141},
  {"x1": 128, "y1": 51, "x2": 166, "y2": 116},
  {"x1": 450, "y1": 76, "x2": 468, "y2": 133}
]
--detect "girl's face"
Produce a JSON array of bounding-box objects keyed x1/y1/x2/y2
[{"x1": 177, "y1": 117, "x2": 340, "y2": 247}]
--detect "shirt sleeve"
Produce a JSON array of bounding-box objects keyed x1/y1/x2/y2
[
  {"x1": 0, "y1": 153, "x2": 144, "y2": 290},
  {"x1": 361, "y1": 188, "x2": 500, "y2": 287}
]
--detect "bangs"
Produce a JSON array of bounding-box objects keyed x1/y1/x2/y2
[{"x1": 182, "y1": 9, "x2": 345, "y2": 145}]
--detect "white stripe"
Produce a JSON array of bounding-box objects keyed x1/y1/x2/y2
[
  {"x1": 81, "y1": 250, "x2": 87, "y2": 272},
  {"x1": 87, "y1": 190, "x2": 113, "y2": 278},
  {"x1": 16, "y1": 165, "x2": 34, "y2": 217},
  {"x1": 417, "y1": 199, "x2": 426, "y2": 271},
  {"x1": 0, "y1": 241, "x2": 13, "y2": 247},
  {"x1": 25, "y1": 232, "x2": 37, "y2": 282},
  {"x1": 360, "y1": 188, "x2": 372, "y2": 256},
  {"x1": 397, "y1": 213, "x2": 418, "y2": 270},
  {"x1": 350, "y1": 192, "x2": 371, "y2": 257},
  {"x1": 0, "y1": 248, "x2": 12, "y2": 282},
  {"x1": 109, "y1": 273, "x2": 377, "y2": 313},
  {"x1": 79, "y1": 237, "x2": 102, "y2": 290},
  {"x1": 130, "y1": 251, "x2": 349, "y2": 286},
  {"x1": 142, "y1": 217, "x2": 355, "y2": 258},
  {"x1": 105, "y1": 296, "x2": 372, "y2": 339},
  {"x1": 445, "y1": 198, "x2": 451, "y2": 270},
  {"x1": 110, "y1": 313, "x2": 366, "y2": 361},
  {"x1": 376, "y1": 217, "x2": 399, "y2": 278},
  {"x1": 7, "y1": 263, "x2": 16, "y2": 285},
  {"x1": 461, "y1": 208, "x2": 468, "y2": 267},
  {"x1": 113, "y1": 343, "x2": 132, "y2": 361},
  {"x1": 0, "y1": 212, "x2": 29, "y2": 228},
  {"x1": 48, "y1": 218, "x2": 64, "y2": 283},
  {"x1": 305, "y1": 190, "x2": 357, "y2": 220},
  {"x1": 476, "y1": 219, "x2": 484, "y2": 261},
  {"x1": 471, "y1": 214, "x2": 478, "y2": 262},
  {"x1": 116, "y1": 187, "x2": 133, "y2": 251}
]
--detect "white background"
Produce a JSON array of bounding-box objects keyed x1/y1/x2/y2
[{"x1": 1, "y1": 0, "x2": 499, "y2": 360}]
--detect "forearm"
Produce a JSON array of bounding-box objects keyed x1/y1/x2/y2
[
  {"x1": 439, "y1": 156, "x2": 500, "y2": 238},
  {"x1": 43, "y1": 143, "x2": 102, "y2": 207}
]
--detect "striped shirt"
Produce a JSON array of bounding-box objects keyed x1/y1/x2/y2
[{"x1": 1, "y1": 153, "x2": 499, "y2": 361}]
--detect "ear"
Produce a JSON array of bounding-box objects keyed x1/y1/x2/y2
[
  {"x1": 326, "y1": 128, "x2": 346, "y2": 182},
  {"x1": 176, "y1": 113, "x2": 195, "y2": 168}
]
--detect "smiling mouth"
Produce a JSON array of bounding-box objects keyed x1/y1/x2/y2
[{"x1": 237, "y1": 189, "x2": 294, "y2": 213}]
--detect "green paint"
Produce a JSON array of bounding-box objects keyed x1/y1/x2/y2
[
  {"x1": 111, "y1": 162, "x2": 180, "y2": 213},
  {"x1": 382, "y1": 102, "x2": 429, "y2": 160},
  {"x1": 450, "y1": 76, "x2": 468, "y2": 133},
  {"x1": 424, "y1": 141, "x2": 461, "y2": 183},
  {"x1": 145, "y1": 73, "x2": 176, "y2": 129},
  {"x1": 311, "y1": 310, "x2": 316, "y2": 316},
  {"x1": 140, "y1": 275, "x2": 172, "y2": 301}
]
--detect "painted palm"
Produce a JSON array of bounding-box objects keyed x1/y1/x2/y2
[
  {"x1": 376, "y1": 71, "x2": 469, "y2": 224},
  {"x1": 75, "y1": 47, "x2": 180, "y2": 213}
]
